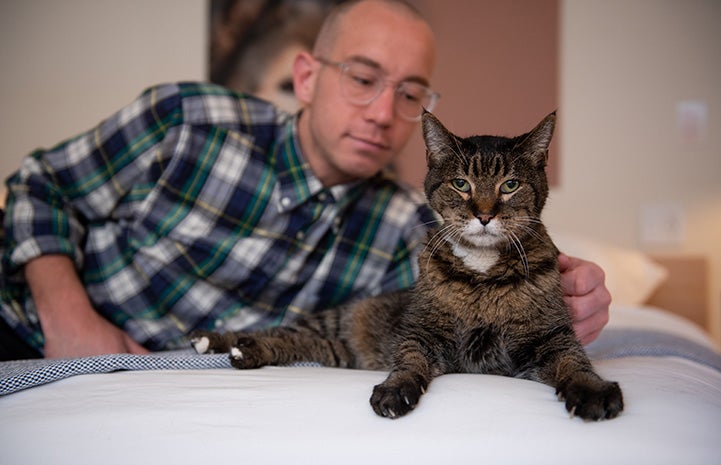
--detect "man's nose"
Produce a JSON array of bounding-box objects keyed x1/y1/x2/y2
[{"x1": 363, "y1": 85, "x2": 395, "y2": 126}]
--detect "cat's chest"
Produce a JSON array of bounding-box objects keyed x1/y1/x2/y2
[
  {"x1": 450, "y1": 243, "x2": 500, "y2": 274},
  {"x1": 455, "y1": 323, "x2": 514, "y2": 374}
]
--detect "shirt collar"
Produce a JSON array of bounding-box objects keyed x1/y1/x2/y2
[{"x1": 274, "y1": 114, "x2": 363, "y2": 212}]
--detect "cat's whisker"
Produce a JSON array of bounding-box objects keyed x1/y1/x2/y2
[
  {"x1": 511, "y1": 223, "x2": 546, "y2": 244},
  {"x1": 422, "y1": 224, "x2": 458, "y2": 267},
  {"x1": 505, "y1": 216, "x2": 547, "y2": 245},
  {"x1": 424, "y1": 224, "x2": 454, "y2": 251},
  {"x1": 411, "y1": 218, "x2": 443, "y2": 232},
  {"x1": 506, "y1": 231, "x2": 530, "y2": 278},
  {"x1": 513, "y1": 216, "x2": 544, "y2": 226}
]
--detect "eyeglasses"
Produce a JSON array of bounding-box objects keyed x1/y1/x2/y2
[{"x1": 315, "y1": 57, "x2": 440, "y2": 122}]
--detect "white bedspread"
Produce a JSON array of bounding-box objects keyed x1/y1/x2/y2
[{"x1": 1, "y1": 306, "x2": 720, "y2": 465}]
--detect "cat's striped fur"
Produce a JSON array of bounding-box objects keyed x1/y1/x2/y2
[{"x1": 191, "y1": 111, "x2": 624, "y2": 421}]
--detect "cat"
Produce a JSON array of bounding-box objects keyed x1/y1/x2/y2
[{"x1": 191, "y1": 111, "x2": 624, "y2": 421}]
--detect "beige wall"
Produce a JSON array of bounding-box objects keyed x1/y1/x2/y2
[
  {"x1": 0, "y1": 0, "x2": 207, "y2": 186},
  {"x1": 550, "y1": 0, "x2": 721, "y2": 343},
  {"x1": 1, "y1": 1, "x2": 719, "y2": 343}
]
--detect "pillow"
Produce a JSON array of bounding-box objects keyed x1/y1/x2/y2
[{"x1": 551, "y1": 232, "x2": 669, "y2": 306}]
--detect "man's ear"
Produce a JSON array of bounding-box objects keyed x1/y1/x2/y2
[{"x1": 293, "y1": 51, "x2": 317, "y2": 105}]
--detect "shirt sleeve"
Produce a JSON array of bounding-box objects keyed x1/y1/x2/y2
[{"x1": 2, "y1": 84, "x2": 184, "y2": 277}]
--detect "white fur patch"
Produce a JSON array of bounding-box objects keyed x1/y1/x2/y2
[
  {"x1": 230, "y1": 347, "x2": 244, "y2": 360},
  {"x1": 451, "y1": 242, "x2": 500, "y2": 274},
  {"x1": 192, "y1": 337, "x2": 210, "y2": 354}
]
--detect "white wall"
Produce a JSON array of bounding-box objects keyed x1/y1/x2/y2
[
  {"x1": 0, "y1": 0, "x2": 207, "y2": 186},
  {"x1": 548, "y1": 0, "x2": 721, "y2": 343},
  {"x1": 1, "y1": 0, "x2": 719, "y2": 343}
]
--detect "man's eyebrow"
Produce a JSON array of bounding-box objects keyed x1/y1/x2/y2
[{"x1": 345, "y1": 55, "x2": 431, "y2": 87}]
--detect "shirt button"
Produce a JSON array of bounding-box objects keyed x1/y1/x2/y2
[
  {"x1": 318, "y1": 192, "x2": 328, "y2": 202},
  {"x1": 281, "y1": 197, "x2": 291, "y2": 208},
  {"x1": 296, "y1": 231, "x2": 306, "y2": 241},
  {"x1": 214, "y1": 319, "x2": 223, "y2": 328}
]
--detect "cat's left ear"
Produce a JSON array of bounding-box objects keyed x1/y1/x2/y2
[
  {"x1": 422, "y1": 110, "x2": 456, "y2": 168},
  {"x1": 520, "y1": 111, "x2": 556, "y2": 167}
]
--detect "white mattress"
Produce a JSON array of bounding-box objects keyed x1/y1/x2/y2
[{"x1": 2, "y1": 305, "x2": 720, "y2": 465}]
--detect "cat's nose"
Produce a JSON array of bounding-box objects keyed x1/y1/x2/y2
[{"x1": 476, "y1": 213, "x2": 495, "y2": 226}]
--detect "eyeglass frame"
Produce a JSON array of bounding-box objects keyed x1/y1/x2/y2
[{"x1": 314, "y1": 56, "x2": 440, "y2": 122}]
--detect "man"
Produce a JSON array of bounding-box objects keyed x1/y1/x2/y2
[{"x1": 0, "y1": 0, "x2": 610, "y2": 361}]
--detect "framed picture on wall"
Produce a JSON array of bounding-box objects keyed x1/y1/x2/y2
[{"x1": 208, "y1": 0, "x2": 339, "y2": 114}]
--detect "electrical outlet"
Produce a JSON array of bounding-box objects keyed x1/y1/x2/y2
[
  {"x1": 677, "y1": 100, "x2": 708, "y2": 146},
  {"x1": 640, "y1": 204, "x2": 685, "y2": 246}
]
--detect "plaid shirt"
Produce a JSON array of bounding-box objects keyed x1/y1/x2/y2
[{"x1": 1, "y1": 82, "x2": 437, "y2": 352}]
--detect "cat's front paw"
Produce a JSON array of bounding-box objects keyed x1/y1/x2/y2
[
  {"x1": 228, "y1": 336, "x2": 269, "y2": 369},
  {"x1": 190, "y1": 330, "x2": 231, "y2": 354},
  {"x1": 557, "y1": 378, "x2": 624, "y2": 421},
  {"x1": 370, "y1": 377, "x2": 427, "y2": 419}
]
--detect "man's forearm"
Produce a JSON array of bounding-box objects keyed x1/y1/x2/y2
[{"x1": 24, "y1": 255, "x2": 98, "y2": 336}]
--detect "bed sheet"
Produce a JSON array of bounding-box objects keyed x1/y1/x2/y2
[
  {"x1": 2, "y1": 359, "x2": 720, "y2": 465},
  {"x1": 1, "y1": 305, "x2": 720, "y2": 465}
]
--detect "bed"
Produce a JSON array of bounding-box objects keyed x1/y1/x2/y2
[{"x1": 1, "y1": 234, "x2": 720, "y2": 465}]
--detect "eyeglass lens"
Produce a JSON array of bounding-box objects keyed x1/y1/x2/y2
[{"x1": 340, "y1": 62, "x2": 436, "y2": 120}]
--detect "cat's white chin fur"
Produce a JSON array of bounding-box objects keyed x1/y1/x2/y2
[
  {"x1": 443, "y1": 219, "x2": 503, "y2": 273},
  {"x1": 450, "y1": 242, "x2": 500, "y2": 274}
]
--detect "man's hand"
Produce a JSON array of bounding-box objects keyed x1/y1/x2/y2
[
  {"x1": 25, "y1": 255, "x2": 149, "y2": 358},
  {"x1": 558, "y1": 253, "x2": 612, "y2": 345},
  {"x1": 42, "y1": 306, "x2": 149, "y2": 359}
]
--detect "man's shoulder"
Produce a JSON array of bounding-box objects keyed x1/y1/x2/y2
[
  {"x1": 142, "y1": 82, "x2": 289, "y2": 128},
  {"x1": 362, "y1": 172, "x2": 437, "y2": 227}
]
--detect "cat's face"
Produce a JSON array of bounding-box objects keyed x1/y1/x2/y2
[{"x1": 421, "y1": 112, "x2": 555, "y2": 250}]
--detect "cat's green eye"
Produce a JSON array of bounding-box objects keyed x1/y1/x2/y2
[
  {"x1": 451, "y1": 178, "x2": 471, "y2": 193},
  {"x1": 500, "y1": 180, "x2": 520, "y2": 194}
]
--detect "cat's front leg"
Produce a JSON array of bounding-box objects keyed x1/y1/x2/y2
[
  {"x1": 226, "y1": 335, "x2": 273, "y2": 369},
  {"x1": 190, "y1": 329, "x2": 239, "y2": 354},
  {"x1": 190, "y1": 330, "x2": 270, "y2": 369},
  {"x1": 370, "y1": 340, "x2": 435, "y2": 419},
  {"x1": 370, "y1": 369, "x2": 429, "y2": 419},
  {"x1": 555, "y1": 368, "x2": 624, "y2": 421},
  {"x1": 528, "y1": 329, "x2": 624, "y2": 421}
]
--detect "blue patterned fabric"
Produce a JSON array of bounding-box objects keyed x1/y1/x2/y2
[
  {"x1": 0, "y1": 351, "x2": 230, "y2": 395},
  {"x1": 1, "y1": 82, "x2": 436, "y2": 354},
  {"x1": 585, "y1": 328, "x2": 721, "y2": 372}
]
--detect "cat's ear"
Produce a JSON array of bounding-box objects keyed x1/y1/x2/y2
[
  {"x1": 422, "y1": 110, "x2": 456, "y2": 168},
  {"x1": 519, "y1": 111, "x2": 556, "y2": 167}
]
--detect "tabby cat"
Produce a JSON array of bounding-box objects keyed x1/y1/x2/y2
[{"x1": 191, "y1": 111, "x2": 624, "y2": 421}]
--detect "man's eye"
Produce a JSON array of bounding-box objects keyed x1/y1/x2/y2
[
  {"x1": 400, "y1": 91, "x2": 421, "y2": 103},
  {"x1": 350, "y1": 73, "x2": 377, "y2": 88},
  {"x1": 398, "y1": 83, "x2": 424, "y2": 103}
]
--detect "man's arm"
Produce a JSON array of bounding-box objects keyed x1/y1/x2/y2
[
  {"x1": 24, "y1": 255, "x2": 148, "y2": 358},
  {"x1": 558, "y1": 253, "x2": 612, "y2": 345},
  {"x1": 2, "y1": 85, "x2": 185, "y2": 357}
]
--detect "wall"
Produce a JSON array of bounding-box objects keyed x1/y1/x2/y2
[
  {"x1": 1, "y1": 1, "x2": 719, "y2": 343},
  {"x1": 0, "y1": 0, "x2": 207, "y2": 189},
  {"x1": 397, "y1": 0, "x2": 560, "y2": 186},
  {"x1": 550, "y1": 0, "x2": 721, "y2": 343}
]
